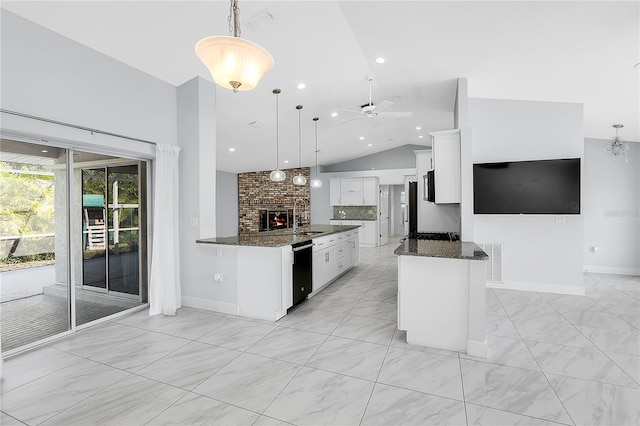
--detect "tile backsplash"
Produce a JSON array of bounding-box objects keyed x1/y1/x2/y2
[{"x1": 333, "y1": 206, "x2": 377, "y2": 220}]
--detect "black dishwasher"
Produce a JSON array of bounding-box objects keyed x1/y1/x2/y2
[{"x1": 292, "y1": 241, "x2": 313, "y2": 306}]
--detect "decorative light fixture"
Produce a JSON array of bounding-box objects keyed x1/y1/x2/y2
[
  {"x1": 311, "y1": 117, "x2": 323, "y2": 188},
  {"x1": 292, "y1": 105, "x2": 307, "y2": 186},
  {"x1": 269, "y1": 89, "x2": 286, "y2": 182},
  {"x1": 195, "y1": 0, "x2": 274, "y2": 93},
  {"x1": 607, "y1": 124, "x2": 628, "y2": 161}
]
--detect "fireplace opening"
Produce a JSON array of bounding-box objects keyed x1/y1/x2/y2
[{"x1": 259, "y1": 209, "x2": 294, "y2": 232}]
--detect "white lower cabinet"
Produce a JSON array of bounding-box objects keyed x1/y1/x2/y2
[{"x1": 311, "y1": 229, "x2": 359, "y2": 294}]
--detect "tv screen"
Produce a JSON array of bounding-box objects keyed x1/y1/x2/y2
[{"x1": 473, "y1": 158, "x2": 580, "y2": 214}]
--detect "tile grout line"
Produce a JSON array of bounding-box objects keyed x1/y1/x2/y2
[{"x1": 497, "y1": 290, "x2": 577, "y2": 426}]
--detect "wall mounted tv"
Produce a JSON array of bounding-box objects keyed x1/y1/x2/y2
[{"x1": 473, "y1": 158, "x2": 580, "y2": 214}]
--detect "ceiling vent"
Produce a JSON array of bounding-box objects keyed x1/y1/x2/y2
[{"x1": 243, "y1": 9, "x2": 274, "y2": 33}]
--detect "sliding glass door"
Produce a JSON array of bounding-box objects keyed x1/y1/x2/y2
[{"x1": 0, "y1": 139, "x2": 148, "y2": 352}]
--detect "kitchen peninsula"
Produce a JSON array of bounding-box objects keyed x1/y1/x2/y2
[
  {"x1": 395, "y1": 235, "x2": 489, "y2": 357},
  {"x1": 197, "y1": 225, "x2": 360, "y2": 321}
]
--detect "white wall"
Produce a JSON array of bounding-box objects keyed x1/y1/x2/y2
[
  {"x1": 469, "y1": 98, "x2": 584, "y2": 293},
  {"x1": 583, "y1": 138, "x2": 640, "y2": 275},
  {"x1": 177, "y1": 77, "x2": 228, "y2": 309},
  {"x1": 216, "y1": 170, "x2": 239, "y2": 237},
  {"x1": 0, "y1": 11, "x2": 176, "y2": 157}
]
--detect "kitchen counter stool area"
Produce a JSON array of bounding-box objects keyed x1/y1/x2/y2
[{"x1": 2, "y1": 241, "x2": 636, "y2": 426}]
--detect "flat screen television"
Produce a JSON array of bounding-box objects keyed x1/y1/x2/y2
[{"x1": 473, "y1": 158, "x2": 580, "y2": 214}]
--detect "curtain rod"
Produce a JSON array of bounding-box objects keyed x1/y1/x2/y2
[{"x1": 0, "y1": 108, "x2": 157, "y2": 146}]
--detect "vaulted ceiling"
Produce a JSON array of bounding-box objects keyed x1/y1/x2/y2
[{"x1": 2, "y1": 1, "x2": 638, "y2": 173}]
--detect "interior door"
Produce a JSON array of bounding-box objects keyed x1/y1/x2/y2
[{"x1": 379, "y1": 185, "x2": 389, "y2": 246}]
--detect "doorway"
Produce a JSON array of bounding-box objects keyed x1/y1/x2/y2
[{"x1": 81, "y1": 163, "x2": 145, "y2": 298}]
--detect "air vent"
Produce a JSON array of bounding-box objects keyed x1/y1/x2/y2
[
  {"x1": 243, "y1": 9, "x2": 274, "y2": 32},
  {"x1": 478, "y1": 242, "x2": 503, "y2": 283}
]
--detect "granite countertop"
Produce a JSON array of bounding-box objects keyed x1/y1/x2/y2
[
  {"x1": 394, "y1": 238, "x2": 488, "y2": 261},
  {"x1": 331, "y1": 218, "x2": 376, "y2": 221},
  {"x1": 196, "y1": 224, "x2": 360, "y2": 248}
]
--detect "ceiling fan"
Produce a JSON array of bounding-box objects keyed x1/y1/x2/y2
[{"x1": 337, "y1": 75, "x2": 412, "y2": 125}]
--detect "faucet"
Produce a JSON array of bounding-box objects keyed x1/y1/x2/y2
[{"x1": 293, "y1": 198, "x2": 308, "y2": 234}]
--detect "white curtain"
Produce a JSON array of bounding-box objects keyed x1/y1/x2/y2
[{"x1": 149, "y1": 143, "x2": 181, "y2": 316}]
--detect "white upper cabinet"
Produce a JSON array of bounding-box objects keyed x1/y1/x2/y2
[
  {"x1": 329, "y1": 178, "x2": 341, "y2": 206},
  {"x1": 430, "y1": 129, "x2": 461, "y2": 204},
  {"x1": 329, "y1": 177, "x2": 379, "y2": 206},
  {"x1": 362, "y1": 178, "x2": 378, "y2": 205}
]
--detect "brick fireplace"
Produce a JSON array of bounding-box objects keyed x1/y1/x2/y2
[{"x1": 238, "y1": 167, "x2": 310, "y2": 233}]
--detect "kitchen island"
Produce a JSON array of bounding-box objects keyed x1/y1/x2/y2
[
  {"x1": 395, "y1": 237, "x2": 489, "y2": 357},
  {"x1": 196, "y1": 225, "x2": 360, "y2": 321}
]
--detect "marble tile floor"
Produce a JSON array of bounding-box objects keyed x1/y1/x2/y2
[{"x1": 1, "y1": 243, "x2": 639, "y2": 426}]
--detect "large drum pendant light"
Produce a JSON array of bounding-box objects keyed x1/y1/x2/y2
[
  {"x1": 293, "y1": 105, "x2": 307, "y2": 186},
  {"x1": 195, "y1": 0, "x2": 274, "y2": 92}
]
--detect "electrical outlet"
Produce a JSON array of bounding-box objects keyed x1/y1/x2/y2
[{"x1": 554, "y1": 215, "x2": 566, "y2": 223}]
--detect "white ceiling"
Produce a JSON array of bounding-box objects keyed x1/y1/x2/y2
[{"x1": 2, "y1": 1, "x2": 638, "y2": 173}]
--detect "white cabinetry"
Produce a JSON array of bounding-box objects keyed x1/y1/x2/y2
[
  {"x1": 329, "y1": 220, "x2": 377, "y2": 247},
  {"x1": 329, "y1": 179, "x2": 341, "y2": 206},
  {"x1": 363, "y1": 178, "x2": 378, "y2": 205},
  {"x1": 430, "y1": 129, "x2": 461, "y2": 204},
  {"x1": 329, "y1": 177, "x2": 379, "y2": 206},
  {"x1": 311, "y1": 229, "x2": 359, "y2": 294}
]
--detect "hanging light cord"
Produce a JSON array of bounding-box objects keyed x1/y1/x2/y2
[
  {"x1": 314, "y1": 117, "x2": 319, "y2": 179},
  {"x1": 274, "y1": 89, "x2": 281, "y2": 168},
  {"x1": 228, "y1": 0, "x2": 240, "y2": 37},
  {"x1": 297, "y1": 105, "x2": 303, "y2": 169}
]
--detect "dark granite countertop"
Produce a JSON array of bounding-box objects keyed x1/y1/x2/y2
[
  {"x1": 196, "y1": 225, "x2": 360, "y2": 248},
  {"x1": 331, "y1": 218, "x2": 376, "y2": 221},
  {"x1": 394, "y1": 238, "x2": 488, "y2": 261}
]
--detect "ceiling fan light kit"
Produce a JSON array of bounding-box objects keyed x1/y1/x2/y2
[
  {"x1": 195, "y1": 0, "x2": 274, "y2": 92},
  {"x1": 337, "y1": 75, "x2": 412, "y2": 125},
  {"x1": 269, "y1": 89, "x2": 286, "y2": 182},
  {"x1": 293, "y1": 105, "x2": 307, "y2": 186}
]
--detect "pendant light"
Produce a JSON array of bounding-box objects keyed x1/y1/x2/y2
[
  {"x1": 310, "y1": 117, "x2": 323, "y2": 188},
  {"x1": 606, "y1": 124, "x2": 628, "y2": 162},
  {"x1": 269, "y1": 89, "x2": 286, "y2": 182},
  {"x1": 293, "y1": 105, "x2": 307, "y2": 186},
  {"x1": 195, "y1": 0, "x2": 274, "y2": 93}
]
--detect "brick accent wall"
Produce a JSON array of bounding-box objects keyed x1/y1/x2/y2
[{"x1": 238, "y1": 167, "x2": 311, "y2": 233}]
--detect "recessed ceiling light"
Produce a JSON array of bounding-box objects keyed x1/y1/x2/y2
[
  {"x1": 297, "y1": 83, "x2": 306, "y2": 89},
  {"x1": 368, "y1": 143, "x2": 372, "y2": 147},
  {"x1": 375, "y1": 57, "x2": 385, "y2": 64},
  {"x1": 41, "y1": 149, "x2": 48, "y2": 153},
  {"x1": 418, "y1": 135, "x2": 424, "y2": 139},
  {"x1": 331, "y1": 112, "x2": 338, "y2": 117},
  {"x1": 228, "y1": 148, "x2": 235, "y2": 152},
  {"x1": 359, "y1": 136, "x2": 365, "y2": 140},
  {"x1": 284, "y1": 160, "x2": 289, "y2": 164},
  {"x1": 416, "y1": 126, "x2": 421, "y2": 130}
]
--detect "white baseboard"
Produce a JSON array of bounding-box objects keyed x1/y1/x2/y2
[
  {"x1": 487, "y1": 280, "x2": 585, "y2": 296},
  {"x1": 467, "y1": 339, "x2": 487, "y2": 358},
  {"x1": 583, "y1": 265, "x2": 640, "y2": 276},
  {"x1": 181, "y1": 296, "x2": 238, "y2": 315}
]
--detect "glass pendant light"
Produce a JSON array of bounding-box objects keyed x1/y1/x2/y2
[
  {"x1": 269, "y1": 89, "x2": 286, "y2": 182},
  {"x1": 293, "y1": 105, "x2": 307, "y2": 186},
  {"x1": 310, "y1": 117, "x2": 323, "y2": 188},
  {"x1": 195, "y1": 0, "x2": 274, "y2": 92},
  {"x1": 606, "y1": 124, "x2": 628, "y2": 162}
]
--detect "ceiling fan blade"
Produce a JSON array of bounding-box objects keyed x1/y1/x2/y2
[
  {"x1": 335, "y1": 108, "x2": 364, "y2": 115},
  {"x1": 377, "y1": 111, "x2": 413, "y2": 118},
  {"x1": 337, "y1": 115, "x2": 365, "y2": 125},
  {"x1": 374, "y1": 100, "x2": 394, "y2": 112}
]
